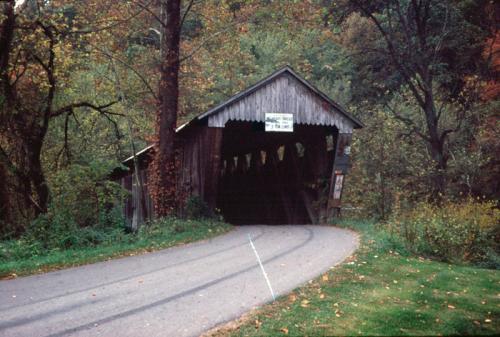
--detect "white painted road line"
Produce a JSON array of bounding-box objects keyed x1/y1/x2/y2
[{"x1": 248, "y1": 234, "x2": 276, "y2": 301}]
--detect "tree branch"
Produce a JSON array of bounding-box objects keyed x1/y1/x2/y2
[
  {"x1": 51, "y1": 100, "x2": 122, "y2": 118},
  {"x1": 351, "y1": 0, "x2": 427, "y2": 108},
  {"x1": 180, "y1": 0, "x2": 196, "y2": 29},
  {"x1": 90, "y1": 42, "x2": 158, "y2": 100},
  {"x1": 180, "y1": 20, "x2": 243, "y2": 63},
  {"x1": 131, "y1": 0, "x2": 165, "y2": 28},
  {"x1": 384, "y1": 102, "x2": 431, "y2": 142}
]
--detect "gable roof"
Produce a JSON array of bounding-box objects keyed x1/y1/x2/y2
[
  {"x1": 197, "y1": 65, "x2": 363, "y2": 129},
  {"x1": 122, "y1": 66, "x2": 362, "y2": 165}
]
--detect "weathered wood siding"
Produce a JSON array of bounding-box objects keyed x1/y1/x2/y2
[
  {"x1": 121, "y1": 169, "x2": 154, "y2": 227},
  {"x1": 207, "y1": 73, "x2": 354, "y2": 133},
  {"x1": 177, "y1": 126, "x2": 222, "y2": 210}
]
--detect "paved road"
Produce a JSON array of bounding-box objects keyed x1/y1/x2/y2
[{"x1": 0, "y1": 225, "x2": 358, "y2": 337}]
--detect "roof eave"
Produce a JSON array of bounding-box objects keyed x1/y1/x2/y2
[{"x1": 197, "y1": 65, "x2": 363, "y2": 129}]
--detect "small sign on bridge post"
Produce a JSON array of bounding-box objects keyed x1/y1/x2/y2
[{"x1": 265, "y1": 113, "x2": 294, "y2": 132}]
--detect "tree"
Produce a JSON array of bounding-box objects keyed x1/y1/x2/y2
[
  {"x1": 332, "y1": 0, "x2": 493, "y2": 200},
  {"x1": 149, "y1": 0, "x2": 182, "y2": 216},
  {"x1": 0, "y1": 1, "x2": 120, "y2": 232}
]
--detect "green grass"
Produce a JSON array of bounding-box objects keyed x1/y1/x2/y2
[
  {"x1": 206, "y1": 220, "x2": 499, "y2": 336},
  {"x1": 0, "y1": 218, "x2": 232, "y2": 279}
]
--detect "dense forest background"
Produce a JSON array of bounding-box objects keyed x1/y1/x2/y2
[{"x1": 0, "y1": 0, "x2": 499, "y2": 238}]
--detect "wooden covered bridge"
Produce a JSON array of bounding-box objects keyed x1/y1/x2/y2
[{"x1": 116, "y1": 66, "x2": 363, "y2": 226}]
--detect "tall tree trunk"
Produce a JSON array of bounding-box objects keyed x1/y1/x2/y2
[
  {"x1": 151, "y1": 0, "x2": 181, "y2": 216},
  {"x1": 0, "y1": 0, "x2": 15, "y2": 102},
  {"x1": 422, "y1": 81, "x2": 448, "y2": 201},
  {"x1": 0, "y1": 0, "x2": 17, "y2": 229}
]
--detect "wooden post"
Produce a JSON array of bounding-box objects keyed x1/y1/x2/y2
[{"x1": 327, "y1": 132, "x2": 352, "y2": 219}]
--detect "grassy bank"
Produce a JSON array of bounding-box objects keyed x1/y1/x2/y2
[
  {"x1": 0, "y1": 218, "x2": 231, "y2": 279},
  {"x1": 206, "y1": 220, "x2": 499, "y2": 336}
]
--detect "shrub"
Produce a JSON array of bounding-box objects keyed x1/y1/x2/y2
[
  {"x1": 184, "y1": 195, "x2": 213, "y2": 220},
  {"x1": 5, "y1": 160, "x2": 128, "y2": 251},
  {"x1": 48, "y1": 160, "x2": 128, "y2": 228},
  {"x1": 387, "y1": 198, "x2": 500, "y2": 267}
]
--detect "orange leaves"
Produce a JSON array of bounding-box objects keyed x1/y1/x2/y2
[{"x1": 279, "y1": 327, "x2": 289, "y2": 334}]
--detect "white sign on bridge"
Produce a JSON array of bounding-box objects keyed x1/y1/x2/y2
[{"x1": 265, "y1": 113, "x2": 294, "y2": 132}]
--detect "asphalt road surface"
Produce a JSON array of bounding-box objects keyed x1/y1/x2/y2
[{"x1": 0, "y1": 225, "x2": 358, "y2": 337}]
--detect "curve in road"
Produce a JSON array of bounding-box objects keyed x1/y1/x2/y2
[{"x1": 0, "y1": 225, "x2": 358, "y2": 337}]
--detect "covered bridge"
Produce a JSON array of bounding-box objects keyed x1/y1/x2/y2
[{"x1": 115, "y1": 66, "x2": 362, "y2": 227}]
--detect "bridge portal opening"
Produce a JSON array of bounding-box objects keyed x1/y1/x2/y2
[{"x1": 217, "y1": 121, "x2": 337, "y2": 225}]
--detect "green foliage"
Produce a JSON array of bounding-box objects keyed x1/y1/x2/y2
[
  {"x1": 343, "y1": 101, "x2": 429, "y2": 219},
  {"x1": 48, "y1": 159, "x2": 128, "y2": 228},
  {"x1": 184, "y1": 195, "x2": 214, "y2": 220},
  {"x1": 387, "y1": 199, "x2": 500, "y2": 267},
  {"x1": 0, "y1": 159, "x2": 129, "y2": 249},
  {"x1": 0, "y1": 217, "x2": 231, "y2": 278}
]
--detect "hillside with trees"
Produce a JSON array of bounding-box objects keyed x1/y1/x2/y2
[{"x1": 1, "y1": 0, "x2": 498, "y2": 270}]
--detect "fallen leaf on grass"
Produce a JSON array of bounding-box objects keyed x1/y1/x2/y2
[
  {"x1": 280, "y1": 327, "x2": 289, "y2": 334},
  {"x1": 319, "y1": 293, "x2": 325, "y2": 299},
  {"x1": 485, "y1": 319, "x2": 492, "y2": 323},
  {"x1": 322, "y1": 275, "x2": 329, "y2": 281},
  {"x1": 447, "y1": 305, "x2": 455, "y2": 309},
  {"x1": 300, "y1": 300, "x2": 310, "y2": 308}
]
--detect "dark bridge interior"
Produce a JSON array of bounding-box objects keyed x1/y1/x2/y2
[{"x1": 217, "y1": 121, "x2": 338, "y2": 225}]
